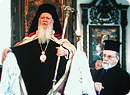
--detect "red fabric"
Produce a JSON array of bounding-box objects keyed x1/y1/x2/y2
[
  {"x1": 26, "y1": 32, "x2": 66, "y2": 40},
  {"x1": 27, "y1": 32, "x2": 36, "y2": 37},
  {"x1": 54, "y1": 34, "x2": 66, "y2": 40}
]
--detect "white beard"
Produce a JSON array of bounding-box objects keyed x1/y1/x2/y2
[{"x1": 36, "y1": 21, "x2": 54, "y2": 44}]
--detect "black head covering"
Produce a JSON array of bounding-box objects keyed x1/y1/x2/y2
[
  {"x1": 104, "y1": 40, "x2": 121, "y2": 53},
  {"x1": 29, "y1": 3, "x2": 62, "y2": 35}
]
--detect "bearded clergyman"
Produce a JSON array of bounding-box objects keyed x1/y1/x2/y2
[{"x1": 0, "y1": 3, "x2": 76, "y2": 95}]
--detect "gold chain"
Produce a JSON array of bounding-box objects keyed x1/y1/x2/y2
[{"x1": 39, "y1": 41, "x2": 50, "y2": 53}]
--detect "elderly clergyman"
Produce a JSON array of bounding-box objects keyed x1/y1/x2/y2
[
  {"x1": 94, "y1": 40, "x2": 130, "y2": 95},
  {"x1": 0, "y1": 3, "x2": 76, "y2": 95}
]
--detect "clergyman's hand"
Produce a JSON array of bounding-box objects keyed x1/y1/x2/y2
[
  {"x1": 1, "y1": 48, "x2": 11, "y2": 64},
  {"x1": 56, "y1": 46, "x2": 68, "y2": 56},
  {"x1": 94, "y1": 82, "x2": 104, "y2": 94}
]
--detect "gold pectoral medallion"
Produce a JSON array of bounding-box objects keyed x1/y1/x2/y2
[{"x1": 40, "y1": 51, "x2": 47, "y2": 63}]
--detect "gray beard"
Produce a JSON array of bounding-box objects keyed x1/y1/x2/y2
[{"x1": 36, "y1": 23, "x2": 53, "y2": 44}]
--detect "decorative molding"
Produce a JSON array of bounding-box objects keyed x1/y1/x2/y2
[{"x1": 89, "y1": 0, "x2": 120, "y2": 24}]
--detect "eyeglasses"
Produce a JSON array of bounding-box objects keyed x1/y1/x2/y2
[{"x1": 103, "y1": 54, "x2": 116, "y2": 59}]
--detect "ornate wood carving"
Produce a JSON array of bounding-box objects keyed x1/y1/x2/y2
[{"x1": 89, "y1": 0, "x2": 120, "y2": 24}]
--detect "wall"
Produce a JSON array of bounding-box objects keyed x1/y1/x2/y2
[{"x1": 76, "y1": 0, "x2": 130, "y2": 74}]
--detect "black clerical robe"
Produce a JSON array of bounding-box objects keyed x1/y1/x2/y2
[
  {"x1": 93, "y1": 64, "x2": 130, "y2": 95},
  {"x1": 11, "y1": 39, "x2": 67, "y2": 95}
]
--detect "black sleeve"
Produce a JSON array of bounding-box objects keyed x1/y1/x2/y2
[{"x1": 120, "y1": 70, "x2": 130, "y2": 94}]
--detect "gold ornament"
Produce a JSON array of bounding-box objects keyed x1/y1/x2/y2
[
  {"x1": 40, "y1": 41, "x2": 49, "y2": 63},
  {"x1": 40, "y1": 51, "x2": 47, "y2": 63}
]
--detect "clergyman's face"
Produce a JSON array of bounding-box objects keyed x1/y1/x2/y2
[
  {"x1": 102, "y1": 50, "x2": 119, "y2": 68},
  {"x1": 39, "y1": 12, "x2": 53, "y2": 28},
  {"x1": 37, "y1": 12, "x2": 53, "y2": 44}
]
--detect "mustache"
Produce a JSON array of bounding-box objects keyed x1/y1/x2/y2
[
  {"x1": 103, "y1": 61, "x2": 109, "y2": 64},
  {"x1": 43, "y1": 22, "x2": 47, "y2": 25}
]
